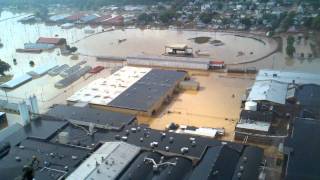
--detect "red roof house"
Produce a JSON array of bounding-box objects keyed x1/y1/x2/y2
[{"x1": 36, "y1": 37, "x2": 66, "y2": 45}]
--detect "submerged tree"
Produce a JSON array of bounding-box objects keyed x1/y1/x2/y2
[
  {"x1": 29, "y1": 60, "x2": 35, "y2": 67},
  {"x1": 0, "y1": 59, "x2": 11, "y2": 76}
]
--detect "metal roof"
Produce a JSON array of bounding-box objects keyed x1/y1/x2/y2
[
  {"x1": 24, "y1": 43, "x2": 55, "y2": 50},
  {"x1": 165, "y1": 44, "x2": 189, "y2": 50},
  {"x1": 257, "y1": 69, "x2": 320, "y2": 85},
  {"x1": 67, "y1": 142, "x2": 140, "y2": 180},
  {"x1": 127, "y1": 55, "x2": 211, "y2": 64},
  {"x1": 236, "y1": 120, "x2": 271, "y2": 132},
  {"x1": 0, "y1": 74, "x2": 32, "y2": 89},
  {"x1": 27, "y1": 63, "x2": 57, "y2": 77},
  {"x1": 80, "y1": 14, "x2": 99, "y2": 22},
  {"x1": 247, "y1": 80, "x2": 289, "y2": 104},
  {"x1": 49, "y1": 14, "x2": 69, "y2": 21}
]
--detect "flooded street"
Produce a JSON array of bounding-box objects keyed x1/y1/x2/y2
[{"x1": 0, "y1": 10, "x2": 319, "y2": 128}]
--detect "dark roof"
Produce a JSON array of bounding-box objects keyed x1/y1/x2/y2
[
  {"x1": 108, "y1": 69, "x2": 187, "y2": 112},
  {"x1": 295, "y1": 84, "x2": 320, "y2": 118},
  {"x1": 189, "y1": 145, "x2": 240, "y2": 180},
  {"x1": 284, "y1": 117, "x2": 320, "y2": 180},
  {"x1": 0, "y1": 138, "x2": 89, "y2": 180},
  {"x1": 36, "y1": 37, "x2": 65, "y2": 45},
  {"x1": 153, "y1": 156, "x2": 192, "y2": 180},
  {"x1": 0, "y1": 117, "x2": 68, "y2": 146},
  {"x1": 240, "y1": 110, "x2": 274, "y2": 122},
  {"x1": 46, "y1": 105, "x2": 136, "y2": 130},
  {"x1": 232, "y1": 146, "x2": 263, "y2": 180},
  {"x1": 51, "y1": 123, "x2": 244, "y2": 159},
  {"x1": 119, "y1": 151, "x2": 162, "y2": 180}
]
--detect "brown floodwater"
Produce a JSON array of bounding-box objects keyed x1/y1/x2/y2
[{"x1": 1, "y1": 11, "x2": 320, "y2": 129}]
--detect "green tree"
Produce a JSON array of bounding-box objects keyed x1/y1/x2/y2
[
  {"x1": 287, "y1": 35, "x2": 295, "y2": 45},
  {"x1": 199, "y1": 12, "x2": 213, "y2": 24},
  {"x1": 312, "y1": 15, "x2": 320, "y2": 30},
  {"x1": 159, "y1": 10, "x2": 175, "y2": 24},
  {"x1": 29, "y1": 60, "x2": 35, "y2": 67},
  {"x1": 138, "y1": 13, "x2": 153, "y2": 24},
  {"x1": 241, "y1": 17, "x2": 252, "y2": 29},
  {"x1": 0, "y1": 60, "x2": 11, "y2": 76},
  {"x1": 282, "y1": 11, "x2": 295, "y2": 31},
  {"x1": 286, "y1": 45, "x2": 295, "y2": 57}
]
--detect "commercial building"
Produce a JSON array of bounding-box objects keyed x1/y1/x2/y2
[
  {"x1": 0, "y1": 74, "x2": 32, "y2": 89},
  {"x1": 127, "y1": 55, "x2": 210, "y2": 70},
  {"x1": 247, "y1": 80, "x2": 289, "y2": 105},
  {"x1": 0, "y1": 105, "x2": 264, "y2": 180},
  {"x1": 256, "y1": 69, "x2": 320, "y2": 85},
  {"x1": 27, "y1": 64, "x2": 57, "y2": 78},
  {"x1": 36, "y1": 37, "x2": 67, "y2": 46},
  {"x1": 68, "y1": 66, "x2": 187, "y2": 116},
  {"x1": 283, "y1": 116, "x2": 320, "y2": 180},
  {"x1": 24, "y1": 43, "x2": 55, "y2": 50}
]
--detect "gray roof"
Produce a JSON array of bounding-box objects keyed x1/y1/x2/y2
[
  {"x1": 108, "y1": 69, "x2": 187, "y2": 112},
  {"x1": 46, "y1": 105, "x2": 136, "y2": 130},
  {"x1": 0, "y1": 74, "x2": 32, "y2": 89}
]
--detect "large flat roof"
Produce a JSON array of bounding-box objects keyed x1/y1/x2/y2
[
  {"x1": 257, "y1": 69, "x2": 320, "y2": 85},
  {"x1": 67, "y1": 66, "x2": 151, "y2": 105},
  {"x1": 236, "y1": 120, "x2": 271, "y2": 132},
  {"x1": 107, "y1": 69, "x2": 187, "y2": 112},
  {"x1": 127, "y1": 55, "x2": 211, "y2": 64},
  {"x1": 46, "y1": 105, "x2": 136, "y2": 130},
  {"x1": 67, "y1": 142, "x2": 140, "y2": 180},
  {"x1": 247, "y1": 80, "x2": 288, "y2": 104},
  {"x1": 284, "y1": 117, "x2": 320, "y2": 180},
  {"x1": 0, "y1": 138, "x2": 90, "y2": 180},
  {"x1": 28, "y1": 63, "x2": 57, "y2": 77}
]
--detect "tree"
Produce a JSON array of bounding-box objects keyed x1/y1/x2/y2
[
  {"x1": 286, "y1": 45, "x2": 295, "y2": 57},
  {"x1": 241, "y1": 17, "x2": 252, "y2": 29},
  {"x1": 159, "y1": 10, "x2": 176, "y2": 24},
  {"x1": 0, "y1": 60, "x2": 11, "y2": 76},
  {"x1": 312, "y1": 15, "x2": 320, "y2": 30},
  {"x1": 199, "y1": 12, "x2": 213, "y2": 24},
  {"x1": 13, "y1": 58, "x2": 17, "y2": 65},
  {"x1": 282, "y1": 11, "x2": 295, "y2": 31},
  {"x1": 29, "y1": 60, "x2": 35, "y2": 67},
  {"x1": 138, "y1": 13, "x2": 153, "y2": 24},
  {"x1": 287, "y1": 35, "x2": 295, "y2": 45}
]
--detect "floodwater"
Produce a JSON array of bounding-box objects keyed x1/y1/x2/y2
[
  {"x1": 1, "y1": 10, "x2": 320, "y2": 132},
  {"x1": 76, "y1": 28, "x2": 277, "y2": 64},
  {"x1": 138, "y1": 72, "x2": 255, "y2": 141}
]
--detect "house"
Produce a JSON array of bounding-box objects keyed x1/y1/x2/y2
[{"x1": 36, "y1": 37, "x2": 67, "y2": 46}]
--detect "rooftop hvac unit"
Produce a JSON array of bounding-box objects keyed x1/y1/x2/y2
[{"x1": 245, "y1": 101, "x2": 258, "y2": 111}]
